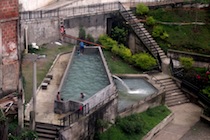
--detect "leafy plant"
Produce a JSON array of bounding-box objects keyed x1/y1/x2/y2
[
  {"x1": 111, "y1": 26, "x2": 128, "y2": 45},
  {"x1": 152, "y1": 25, "x2": 169, "y2": 40},
  {"x1": 79, "y1": 26, "x2": 86, "y2": 40},
  {"x1": 146, "y1": 16, "x2": 156, "y2": 26},
  {"x1": 86, "y1": 33, "x2": 95, "y2": 43},
  {"x1": 179, "y1": 57, "x2": 194, "y2": 70},
  {"x1": 136, "y1": 3, "x2": 149, "y2": 16},
  {"x1": 202, "y1": 86, "x2": 210, "y2": 98},
  {"x1": 98, "y1": 35, "x2": 118, "y2": 50},
  {"x1": 132, "y1": 53, "x2": 157, "y2": 70},
  {"x1": 116, "y1": 114, "x2": 144, "y2": 135}
]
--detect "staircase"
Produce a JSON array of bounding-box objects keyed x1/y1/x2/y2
[
  {"x1": 25, "y1": 121, "x2": 62, "y2": 140},
  {"x1": 152, "y1": 73, "x2": 190, "y2": 107},
  {"x1": 119, "y1": 9, "x2": 167, "y2": 60}
]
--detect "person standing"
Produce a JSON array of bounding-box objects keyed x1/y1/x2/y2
[{"x1": 79, "y1": 41, "x2": 84, "y2": 54}]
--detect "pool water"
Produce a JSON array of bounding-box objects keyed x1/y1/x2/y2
[
  {"x1": 114, "y1": 78, "x2": 158, "y2": 112},
  {"x1": 60, "y1": 53, "x2": 110, "y2": 101}
]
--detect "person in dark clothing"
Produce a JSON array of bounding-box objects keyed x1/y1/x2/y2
[{"x1": 79, "y1": 41, "x2": 84, "y2": 54}]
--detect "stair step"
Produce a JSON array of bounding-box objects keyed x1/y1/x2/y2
[
  {"x1": 37, "y1": 133, "x2": 57, "y2": 139},
  {"x1": 36, "y1": 128, "x2": 58, "y2": 135},
  {"x1": 158, "y1": 78, "x2": 172, "y2": 82},
  {"x1": 166, "y1": 93, "x2": 186, "y2": 99},
  {"x1": 166, "y1": 99, "x2": 190, "y2": 107},
  {"x1": 164, "y1": 86, "x2": 179, "y2": 92},
  {"x1": 165, "y1": 84, "x2": 178, "y2": 89},
  {"x1": 162, "y1": 81, "x2": 176, "y2": 86},
  {"x1": 166, "y1": 89, "x2": 182, "y2": 94},
  {"x1": 160, "y1": 55, "x2": 167, "y2": 59}
]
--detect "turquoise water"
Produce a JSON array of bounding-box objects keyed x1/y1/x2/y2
[
  {"x1": 114, "y1": 78, "x2": 158, "y2": 112},
  {"x1": 61, "y1": 53, "x2": 110, "y2": 101}
]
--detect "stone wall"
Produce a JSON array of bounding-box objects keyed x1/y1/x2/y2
[
  {"x1": 64, "y1": 13, "x2": 110, "y2": 44},
  {"x1": 118, "y1": 90, "x2": 165, "y2": 117},
  {"x1": 60, "y1": 97, "x2": 118, "y2": 140},
  {"x1": 0, "y1": 0, "x2": 19, "y2": 96},
  {"x1": 20, "y1": 19, "x2": 59, "y2": 48},
  {"x1": 167, "y1": 49, "x2": 210, "y2": 68}
]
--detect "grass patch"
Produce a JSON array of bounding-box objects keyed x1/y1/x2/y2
[
  {"x1": 148, "y1": 8, "x2": 210, "y2": 54},
  {"x1": 103, "y1": 50, "x2": 142, "y2": 74},
  {"x1": 97, "y1": 105, "x2": 171, "y2": 140},
  {"x1": 22, "y1": 44, "x2": 73, "y2": 103}
]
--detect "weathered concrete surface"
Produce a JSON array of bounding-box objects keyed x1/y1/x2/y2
[
  {"x1": 153, "y1": 103, "x2": 202, "y2": 140},
  {"x1": 180, "y1": 121, "x2": 210, "y2": 140},
  {"x1": 25, "y1": 53, "x2": 70, "y2": 125}
]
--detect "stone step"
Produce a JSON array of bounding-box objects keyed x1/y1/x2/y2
[
  {"x1": 162, "y1": 81, "x2": 176, "y2": 86},
  {"x1": 165, "y1": 84, "x2": 178, "y2": 89},
  {"x1": 166, "y1": 89, "x2": 182, "y2": 94},
  {"x1": 165, "y1": 94, "x2": 186, "y2": 102},
  {"x1": 36, "y1": 128, "x2": 58, "y2": 136},
  {"x1": 37, "y1": 133, "x2": 56, "y2": 140},
  {"x1": 160, "y1": 55, "x2": 167, "y2": 59},
  {"x1": 158, "y1": 78, "x2": 173, "y2": 83},
  {"x1": 166, "y1": 98, "x2": 190, "y2": 107},
  {"x1": 166, "y1": 91, "x2": 185, "y2": 98},
  {"x1": 164, "y1": 86, "x2": 179, "y2": 92}
]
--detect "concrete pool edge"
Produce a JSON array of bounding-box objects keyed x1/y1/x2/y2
[
  {"x1": 114, "y1": 74, "x2": 165, "y2": 117},
  {"x1": 54, "y1": 46, "x2": 116, "y2": 114}
]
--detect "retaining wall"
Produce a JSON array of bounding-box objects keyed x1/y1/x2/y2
[{"x1": 168, "y1": 49, "x2": 210, "y2": 68}]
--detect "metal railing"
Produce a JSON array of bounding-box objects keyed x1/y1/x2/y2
[
  {"x1": 20, "y1": 0, "x2": 193, "y2": 20},
  {"x1": 59, "y1": 92, "x2": 117, "y2": 127},
  {"x1": 20, "y1": 2, "x2": 119, "y2": 20},
  {"x1": 59, "y1": 103, "x2": 89, "y2": 127}
]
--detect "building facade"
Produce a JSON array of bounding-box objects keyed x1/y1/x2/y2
[{"x1": 0, "y1": 0, "x2": 19, "y2": 97}]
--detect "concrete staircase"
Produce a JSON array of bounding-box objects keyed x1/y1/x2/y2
[
  {"x1": 152, "y1": 73, "x2": 190, "y2": 107},
  {"x1": 25, "y1": 121, "x2": 61, "y2": 140},
  {"x1": 120, "y1": 9, "x2": 167, "y2": 60}
]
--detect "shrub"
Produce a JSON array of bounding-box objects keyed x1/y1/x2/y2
[
  {"x1": 152, "y1": 25, "x2": 169, "y2": 40},
  {"x1": 179, "y1": 57, "x2": 194, "y2": 70},
  {"x1": 202, "y1": 86, "x2": 210, "y2": 98},
  {"x1": 86, "y1": 33, "x2": 95, "y2": 43},
  {"x1": 111, "y1": 26, "x2": 128, "y2": 45},
  {"x1": 146, "y1": 16, "x2": 156, "y2": 26},
  {"x1": 118, "y1": 44, "x2": 132, "y2": 61},
  {"x1": 136, "y1": 3, "x2": 149, "y2": 16},
  {"x1": 98, "y1": 35, "x2": 118, "y2": 50},
  {"x1": 116, "y1": 114, "x2": 144, "y2": 135},
  {"x1": 79, "y1": 26, "x2": 86, "y2": 40},
  {"x1": 98, "y1": 126, "x2": 125, "y2": 140},
  {"x1": 132, "y1": 53, "x2": 157, "y2": 70}
]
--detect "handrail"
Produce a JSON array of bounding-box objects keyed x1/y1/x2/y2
[
  {"x1": 150, "y1": 75, "x2": 166, "y2": 90},
  {"x1": 119, "y1": 2, "x2": 158, "y2": 57},
  {"x1": 63, "y1": 34, "x2": 104, "y2": 47},
  {"x1": 59, "y1": 91, "x2": 117, "y2": 127}
]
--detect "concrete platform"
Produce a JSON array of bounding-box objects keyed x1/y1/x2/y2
[
  {"x1": 24, "y1": 53, "x2": 71, "y2": 125},
  {"x1": 153, "y1": 103, "x2": 202, "y2": 140}
]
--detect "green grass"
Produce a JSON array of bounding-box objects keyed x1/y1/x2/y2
[
  {"x1": 97, "y1": 105, "x2": 171, "y2": 140},
  {"x1": 103, "y1": 50, "x2": 142, "y2": 74},
  {"x1": 148, "y1": 8, "x2": 210, "y2": 54},
  {"x1": 22, "y1": 44, "x2": 73, "y2": 103}
]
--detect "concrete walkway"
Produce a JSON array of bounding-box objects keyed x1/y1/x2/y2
[
  {"x1": 24, "y1": 53, "x2": 71, "y2": 125},
  {"x1": 153, "y1": 103, "x2": 202, "y2": 140}
]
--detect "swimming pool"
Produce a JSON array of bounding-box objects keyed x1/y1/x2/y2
[{"x1": 55, "y1": 46, "x2": 115, "y2": 113}]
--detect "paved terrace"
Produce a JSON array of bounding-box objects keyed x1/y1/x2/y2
[{"x1": 25, "y1": 53, "x2": 71, "y2": 125}]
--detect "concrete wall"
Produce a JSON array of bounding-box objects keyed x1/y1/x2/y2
[
  {"x1": 119, "y1": 90, "x2": 165, "y2": 117},
  {"x1": 60, "y1": 97, "x2": 118, "y2": 140},
  {"x1": 20, "y1": 13, "x2": 111, "y2": 51},
  {"x1": 19, "y1": 0, "x2": 56, "y2": 11},
  {"x1": 167, "y1": 49, "x2": 210, "y2": 68},
  {"x1": 20, "y1": 19, "x2": 59, "y2": 48},
  {"x1": 64, "y1": 14, "x2": 110, "y2": 42}
]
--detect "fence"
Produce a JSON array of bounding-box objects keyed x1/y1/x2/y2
[
  {"x1": 20, "y1": 0, "x2": 193, "y2": 20},
  {"x1": 20, "y1": 2, "x2": 120, "y2": 20}
]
